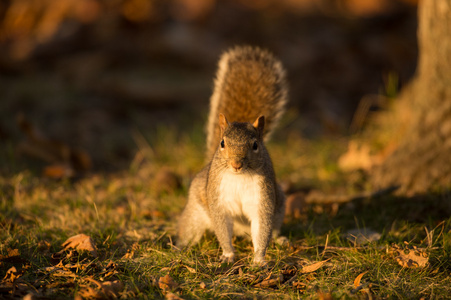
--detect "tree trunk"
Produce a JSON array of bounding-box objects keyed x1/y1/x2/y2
[{"x1": 370, "y1": 0, "x2": 451, "y2": 195}]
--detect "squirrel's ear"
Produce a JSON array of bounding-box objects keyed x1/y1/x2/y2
[
  {"x1": 219, "y1": 113, "x2": 229, "y2": 136},
  {"x1": 253, "y1": 115, "x2": 265, "y2": 138}
]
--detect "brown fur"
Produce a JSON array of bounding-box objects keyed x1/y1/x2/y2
[{"x1": 206, "y1": 46, "x2": 288, "y2": 159}]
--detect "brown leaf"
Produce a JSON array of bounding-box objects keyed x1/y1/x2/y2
[
  {"x1": 122, "y1": 242, "x2": 139, "y2": 259},
  {"x1": 78, "y1": 279, "x2": 124, "y2": 299},
  {"x1": 39, "y1": 266, "x2": 76, "y2": 278},
  {"x1": 300, "y1": 259, "x2": 330, "y2": 274},
  {"x1": 159, "y1": 275, "x2": 178, "y2": 293},
  {"x1": 43, "y1": 164, "x2": 74, "y2": 179},
  {"x1": 393, "y1": 247, "x2": 429, "y2": 268},
  {"x1": 353, "y1": 271, "x2": 368, "y2": 288},
  {"x1": 122, "y1": 250, "x2": 134, "y2": 259},
  {"x1": 101, "y1": 260, "x2": 119, "y2": 278},
  {"x1": 51, "y1": 249, "x2": 78, "y2": 262},
  {"x1": 61, "y1": 234, "x2": 98, "y2": 257},
  {"x1": 254, "y1": 274, "x2": 283, "y2": 288},
  {"x1": 0, "y1": 248, "x2": 24, "y2": 263},
  {"x1": 2, "y1": 266, "x2": 20, "y2": 283},
  {"x1": 165, "y1": 292, "x2": 185, "y2": 300},
  {"x1": 7, "y1": 248, "x2": 20, "y2": 257}
]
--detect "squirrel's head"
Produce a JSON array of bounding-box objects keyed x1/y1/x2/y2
[{"x1": 217, "y1": 113, "x2": 266, "y2": 174}]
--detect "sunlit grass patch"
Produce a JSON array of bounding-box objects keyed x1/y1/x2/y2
[{"x1": 1, "y1": 124, "x2": 451, "y2": 299}]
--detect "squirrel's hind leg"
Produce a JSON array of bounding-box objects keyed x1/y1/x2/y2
[
  {"x1": 176, "y1": 202, "x2": 210, "y2": 248},
  {"x1": 176, "y1": 197, "x2": 211, "y2": 248},
  {"x1": 273, "y1": 184, "x2": 286, "y2": 236},
  {"x1": 176, "y1": 172, "x2": 211, "y2": 248},
  {"x1": 272, "y1": 185, "x2": 288, "y2": 245}
]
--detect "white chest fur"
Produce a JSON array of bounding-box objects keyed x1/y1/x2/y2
[{"x1": 218, "y1": 172, "x2": 263, "y2": 220}]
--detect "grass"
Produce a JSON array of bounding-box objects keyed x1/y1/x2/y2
[{"x1": 1, "y1": 118, "x2": 451, "y2": 299}]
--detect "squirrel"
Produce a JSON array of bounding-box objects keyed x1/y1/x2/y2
[{"x1": 177, "y1": 46, "x2": 288, "y2": 265}]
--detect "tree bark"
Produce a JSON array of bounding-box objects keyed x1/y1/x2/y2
[{"x1": 370, "y1": 0, "x2": 451, "y2": 195}]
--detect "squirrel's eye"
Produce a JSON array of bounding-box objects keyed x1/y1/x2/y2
[
  {"x1": 220, "y1": 139, "x2": 225, "y2": 148},
  {"x1": 252, "y1": 141, "x2": 258, "y2": 151}
]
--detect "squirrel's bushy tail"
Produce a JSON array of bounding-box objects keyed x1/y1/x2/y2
[{"x1": 206, "y1": 46, "x2": 288, "y2": 158}]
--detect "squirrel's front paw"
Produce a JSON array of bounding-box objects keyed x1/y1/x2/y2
[
  {"x1": 252, "y1": 256, "x2": 268, "y2": 267},
  {"x1": 220, "y1": 252, "x2": 235, "y2": 263}
]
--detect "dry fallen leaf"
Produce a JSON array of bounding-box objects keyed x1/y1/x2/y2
[
  {"x1": 0, "y1": 248, "x2": 24, "y2": 263},
  {"x1": 78, "y1": 279, "x2": 124, "y2": 299},
  {"x1": 300, "y1": 259, "x2": 330, "y2": 274},
  {"x1": 43, "y1": 164, "x2": 74, "y2": 178},
  {"x1": 353, "y1": 271, "x2": 368, "y2": 288},
  {"x1": 165, "y1": 292, "x2": 185, "y2": 300},
  {"x1": 39, "y1": 266, "x2": 76, "y2": 278},
  {"x1": 159, "y1": 274, "x2": 178, "y2": 294},
  {"x1": 61, "y1": 234, "x2": 98, "y2": 257},
  {"x1": 101, "y1": 260, "x2": 119, "y2": 278},
  {"x1": 122, "y1": 242, "x2": 140, "y2": 259},
  {"x1": 392, "y1": 246, "x2": 429, "y2": 268},
  {"x1": 254, "y1": 274, "x2": 283, "y2": 288},
  {"x1": 2, "y1": 266, "x2": 20, "y2": 283},
  {"x1": 122, "y1": 250, "x2": 134, "y2": 259}
]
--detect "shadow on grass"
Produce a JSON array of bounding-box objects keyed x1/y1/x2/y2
[{"x1": 284, "y1": 192, "x2": 451, "y2": 243}]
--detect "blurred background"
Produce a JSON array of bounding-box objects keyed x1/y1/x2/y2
[{"x1": 0, "y1": 0, "x2": 418, "y2": 176}]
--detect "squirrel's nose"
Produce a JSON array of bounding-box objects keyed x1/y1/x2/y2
[{"x1": 230, "y1": 159, "x2": 243, "y2": 171}]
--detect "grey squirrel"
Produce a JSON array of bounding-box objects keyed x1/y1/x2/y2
[{"x1": 177, "y1": 46, "x2": 288, "y2": 265}]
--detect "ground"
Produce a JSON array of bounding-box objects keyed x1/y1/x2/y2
[
  {"x1": 1, "y1": 120, "x2": 451, "y2": 298},
  {"x1": 1, "y1": 1, "x2": 450, "y2": 299}
]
